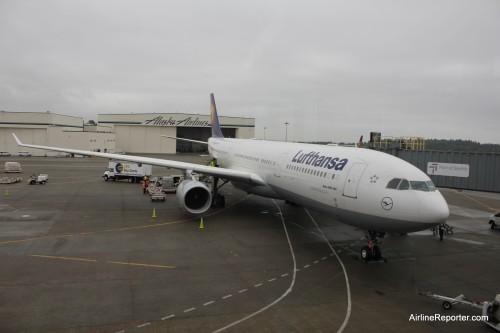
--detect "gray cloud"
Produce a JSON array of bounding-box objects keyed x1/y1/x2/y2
[{"x1": 1, "y1": 0, "x2": 499, "y2": 143}]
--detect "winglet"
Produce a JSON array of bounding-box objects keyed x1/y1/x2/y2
[
  {"x1": 210, "y1": 93, "x2": 224, "y2": 138},
  {"x1": 12, "y1": 133, "x2": 22, "y2": 145}
]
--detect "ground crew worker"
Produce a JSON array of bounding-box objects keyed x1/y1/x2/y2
[
  {"x1": 438, "y1": 223, "x2": 445, "y2": 241},
  {"x1": 142, "y1": 176, "x2": 149, "y2": 194},
  {"x1": 209, "y1": 158, "x2": 220, "y2": 206}
]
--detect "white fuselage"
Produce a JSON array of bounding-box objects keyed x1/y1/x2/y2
[{"x1": 209, "y1": 137, "x2": 449, "y2": 233}]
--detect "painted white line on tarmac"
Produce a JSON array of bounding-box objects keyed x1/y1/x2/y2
[
  {"x1": 210, "y1": 199, "x2": 297, "y2": 333},
  {"x1": 305, "y1": 208, "x2": 352, "y2": 333},
  {"x1": 161, "y1": 314, "x2": 175, "y2": 320}
]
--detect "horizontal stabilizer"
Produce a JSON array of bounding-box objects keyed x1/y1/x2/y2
[{"x1": 161, "y1": 135, "x2": 208, "y2": 145}]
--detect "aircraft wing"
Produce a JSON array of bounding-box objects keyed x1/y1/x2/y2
[{"x1": 12, "y1": 133, "x2": 265, "y2": 185}]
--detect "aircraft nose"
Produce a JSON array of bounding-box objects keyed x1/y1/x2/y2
[{"x1": 418, "y1": 192, "x2": 449, "y2": 224}]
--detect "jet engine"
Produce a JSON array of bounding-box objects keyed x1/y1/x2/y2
[{"x1": 176, "y1": 179, "x2": 212, "y2": 214}]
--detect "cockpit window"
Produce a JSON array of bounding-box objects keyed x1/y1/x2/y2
[
  {"x1": 410, "y1": 181, "x2": 437, "y2": 192},
  {"x1": 387, "y1": 178, "x2": 438, "y2": 192},
  {"x1": 426, "y1": 181, "x2": 437, "y2": 191},
  {"x1": 398, "y1": 179, "x2": 410, "y2": 190},
  {"x1": 386, "y1": 178, "x2": 401, "y2": 189}
]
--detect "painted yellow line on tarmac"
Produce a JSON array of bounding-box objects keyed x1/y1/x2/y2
[
  {"x1": 0, "y1": 237, "x2": 45, "y2": 246},
  {"x1": 30, "y1": 254, "x2": 175, "y2": 269},
  {"x1": 455, "y1": 191, "x2": 498, "y2": 212},
  {"x1": 102, "y1": 219, "x2": 186, "y2": 233},
  {"x1": 0, "y1": 194, "x2": 253, "y2": 247},
  {"x1": 107, "y1": 261, "x2": 175, "y2": 269},
  {"x1": 31, "y1": 254, "x2": 97, "y2": 262}
]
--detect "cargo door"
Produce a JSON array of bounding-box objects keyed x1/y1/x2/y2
[{"x1": 342, "y1": 163, "x2": 367, "y2": 199}]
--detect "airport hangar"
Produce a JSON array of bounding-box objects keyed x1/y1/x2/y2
[
  {"x1": 0, "y1": 111, "x2": 255, "y2": 156},
  {"x1": 98, "y1": 112, "x2": 255, "y2": 154}
]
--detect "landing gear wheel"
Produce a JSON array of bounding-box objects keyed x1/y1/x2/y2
[
  {"x1": 361, "y1": 246, "x2": 371, "y2": 261},
  {"x1": 360, "y1": 231, "x2": 386, "y2": 262},
  {"x1": 442, "y1": 301, "x2": 452, "y2": 310},
  {"x1": 373, "y1": 245, "x2": 382, "y2": 260},
  {"x1": 212, "y1": 194, "x2": 225, "y2": 208},
  {"x1": 218, "y1": 195, "x2": 225, "y2": 207}
]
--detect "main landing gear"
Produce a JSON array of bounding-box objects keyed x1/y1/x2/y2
[
  {"x1": 360, "y1": 231, "x2": 387, "y2": 262},
  {"x1": 211, "y1": 176, "x2": 227, "y2": 208}
]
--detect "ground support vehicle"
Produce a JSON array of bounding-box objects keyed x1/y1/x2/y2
[
  {"x1": 103, "y1": 161, "x2": 152, "y2": 183},
  {"x1": 0, "y1": 177, "x2": 22, "y2": 184},
  {"x1": 147, "y1": 184, "x2": 166, "y2": 202},
  {"x1": 420, "y1": 292, "x2": 500, "y2": 331},
  {"x1": 162, "y1": 175, "x2": 184, "y2": 193},
  {"x1": 490, "y1": 212, "x2": 500, "y2": 229},
  {"x1": 29, "y1": 174, "x2": 48, "y2": 185}
]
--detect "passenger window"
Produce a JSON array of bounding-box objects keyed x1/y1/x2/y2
[
  {"x1": 386, "y1": 178, "x2": 401, "y2": 189},
  {"x1": 398, "y1": 179, "x2": 410, "y2": 190}
]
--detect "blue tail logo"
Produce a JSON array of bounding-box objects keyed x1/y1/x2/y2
[{"x1": 210, "y1": 93, "x2": 224, "y2": 138}]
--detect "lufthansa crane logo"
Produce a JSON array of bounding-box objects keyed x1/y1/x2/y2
[{"x1": 381, "y1": 197, "x2": 393, "y2": 210}]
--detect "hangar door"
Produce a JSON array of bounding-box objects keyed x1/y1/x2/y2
[
  {"x1": 342, "y1": 163, "x2": 367, "y2": 199},
  {"x1": 176, "y1": 127, "x2": 236, "y2": 153}
]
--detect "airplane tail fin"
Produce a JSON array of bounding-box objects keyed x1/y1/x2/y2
[
  {"x1": 210, "y1": 93, "x2": 224, "y2": 138},
  {"x1": 356, "y1": 135, "x2": 363, "y2": 148}
]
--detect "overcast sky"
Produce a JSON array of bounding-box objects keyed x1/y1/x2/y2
[{"x1": 1, "y1": 0, "x2": 499, "y2": 143}]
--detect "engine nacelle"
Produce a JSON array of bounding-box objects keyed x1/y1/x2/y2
[{"x1": 176, "y1": 179, "x2": 212, "y2": 214}]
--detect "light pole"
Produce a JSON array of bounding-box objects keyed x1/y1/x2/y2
[
  {"x1": 264, "y1": 127, "x2": 267, "y2": 140},
  {"x1": 284, "y1": 122, "x2": 289, "y2": 142}
]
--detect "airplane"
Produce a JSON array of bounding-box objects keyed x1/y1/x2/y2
[{"x1": 12, "y1": 93, "x2": 449, "y2": 261}]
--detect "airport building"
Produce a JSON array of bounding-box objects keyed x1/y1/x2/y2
[
  {"x1": 98, "y1": 113, "x2": 255, "y2": 154},
  {"x1": 0, "y1": 111, "x2": 255, "y2": 156},
  {"x1": 0, "y1": 111, "x2": 116, "y2": 156}
]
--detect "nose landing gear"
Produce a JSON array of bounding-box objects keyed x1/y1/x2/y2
[{"x1": 360, "y1": 231, "x2": 387, "y2": 262}]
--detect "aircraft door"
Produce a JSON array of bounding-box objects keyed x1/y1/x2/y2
[
  {"x1": 274, "y1": 152, "x2": 289, "y2": 177},
  {"x1": 342, "y1": 163, "x2": 367, "y2": 199}
]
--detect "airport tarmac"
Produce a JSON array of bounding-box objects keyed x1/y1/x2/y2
[{"x1": 0, "y1": 156, "x2": 499, "y2": 333}]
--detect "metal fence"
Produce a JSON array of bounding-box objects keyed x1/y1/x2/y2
[{"x1": 387, "y1": 150, "x2": 500, "y2": 193}]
